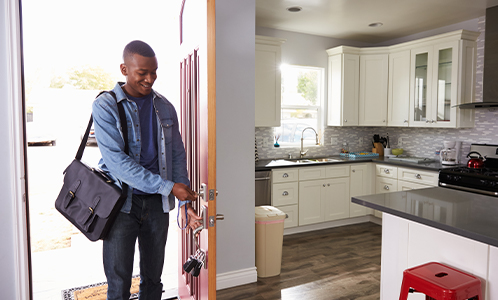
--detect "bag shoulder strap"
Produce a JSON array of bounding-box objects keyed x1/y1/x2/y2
[{"x1": 76, "y1": 91, "x2": 129, "y2": 160}]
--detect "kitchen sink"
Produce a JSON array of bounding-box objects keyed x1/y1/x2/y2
[{"x1": 311, "y1": 158, "x2": 343, "y2": 162}]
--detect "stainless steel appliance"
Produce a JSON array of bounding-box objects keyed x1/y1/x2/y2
[
  {"x1": 440, "y1": 141, "x2": 462, "y2": 165},
  {"x1": 255, "y1": 170, "x2": 271, "y2": 206},
  {"x1": 439, "y1": 144, "x2": 498, "y2": 196}
]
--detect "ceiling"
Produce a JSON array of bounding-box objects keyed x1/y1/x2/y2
[{"x1": 256, "y1": 0, "x2": 498, "y2": 43}]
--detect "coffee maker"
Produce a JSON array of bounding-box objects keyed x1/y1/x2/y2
[{"x1": 440, "y1": 141, "x2": 462, "y2": 165}]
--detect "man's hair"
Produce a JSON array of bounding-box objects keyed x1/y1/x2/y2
[{"x1": 123, "y1": 40, "x2": 155, "y2": 61}]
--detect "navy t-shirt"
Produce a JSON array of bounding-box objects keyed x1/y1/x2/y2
[{"x1": 127, "y1": 92, "x2": 159, "y2": 194}]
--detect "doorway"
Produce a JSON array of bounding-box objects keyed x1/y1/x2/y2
[{"x1": 21, "y1": 0, "x2": 182, "y2": 298}]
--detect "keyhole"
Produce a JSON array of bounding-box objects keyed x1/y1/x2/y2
[{"x1": 435, "y1": 272, "x2": 448, "y2": 278}]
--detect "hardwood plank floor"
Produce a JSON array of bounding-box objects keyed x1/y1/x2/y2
[{"x1": 217, "y1": 222, "x2": 382, "y2": 300}]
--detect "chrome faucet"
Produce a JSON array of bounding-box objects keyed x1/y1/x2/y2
[{"x1": 300, "y1": 127, "x2": 319, "y2": 158}]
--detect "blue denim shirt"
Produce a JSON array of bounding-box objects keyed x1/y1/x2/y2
[{"x1": 92, "y1": 82, "x2": 190, "y2": 213}]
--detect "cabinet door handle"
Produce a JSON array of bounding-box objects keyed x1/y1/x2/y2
[
  {"x1": 384, "y1": 169, "x2": 390, "y2": 174},
  {"x1": 282, "y1": 191, "x2": 289, "y2": 196},
  {"x1": 384, "y1": 185, "x2": 390, "y2": 190},
  {"x1": 283, "y1": 173, "x2": 289, "y2": 178},
  {"x1": 426, "y1": 120, "x2": 430, "y2": 123},
  {"x1": 352, "y1": 169, "x2": 356, "y2": 173},
  {"x1": 404, "y1": 120, "x2": 408, "y2": 123},
  {"x1": 344, "y1": 119, "x2": 348, "y2": 123},
  {"x1": 383, "y1": 120, "x2": 386, "y2": 123},
  {"x1": 323, "y1": 184, "x2": 326, "y2": 187},
  {"x1": 327, "y1": 183, "x2": 330, "y2": 186},
  {"x1": 415, "y1": 174, "x2": 422, "y2": 179}
]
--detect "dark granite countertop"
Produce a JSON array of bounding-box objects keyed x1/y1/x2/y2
[
  {"x1": 352, "y1": 187, "x2": 498, "y2": 247},
  {"x1": 256, "y1": 155, "x2": 462, "y2": 172}
]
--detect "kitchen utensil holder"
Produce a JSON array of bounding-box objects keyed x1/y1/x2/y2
[{"x1": 372, "y1": 142, "x2": 384, "y2": 156}]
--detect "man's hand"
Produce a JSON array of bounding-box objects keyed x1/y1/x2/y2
[
  {"x1": 172, "y1": 183, "x2": 198, "y2": 201},
  {"x1": 181, "y1": 203, "x2": 203, "y2": 233}
]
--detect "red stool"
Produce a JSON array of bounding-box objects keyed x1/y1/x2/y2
[{"x1": 399, "y1": 262, "x2": 482, "y2": 300}]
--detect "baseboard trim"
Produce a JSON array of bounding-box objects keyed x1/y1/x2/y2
[{"x1": 217, "y1": 267, "x2": 257, "y2": 290}]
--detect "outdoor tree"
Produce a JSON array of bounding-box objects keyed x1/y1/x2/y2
[
  {"x1": 50, "y1": 66, "x2": 115, "y2": 90},
  {"x1": 297, "y1": 71, "x2": 318, "y2": 105}
]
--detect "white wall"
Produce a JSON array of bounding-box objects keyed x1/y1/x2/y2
[{"x1": 215, "y1": 0, "x2": 258, "y2": 288}]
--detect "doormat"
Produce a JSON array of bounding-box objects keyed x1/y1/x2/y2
[{"x1": 61, "y1": 275, "x2": 140, "y2": 300}]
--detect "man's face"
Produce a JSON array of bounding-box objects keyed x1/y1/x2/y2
[{"x1": 121, "y1": 54, "x2": 158, "y2": 97}]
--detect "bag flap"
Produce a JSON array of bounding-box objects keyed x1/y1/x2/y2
[{"x1": 62, "y1": 159, "x2": 124, "y2": 219}]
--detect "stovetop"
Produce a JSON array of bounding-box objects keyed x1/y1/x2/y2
[{"x1": 439, "y1": 166, "x2": 498, "y2": 196}]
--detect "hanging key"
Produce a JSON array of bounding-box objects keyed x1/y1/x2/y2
[
  {"x1": 191, "y1": 251, "x2": 205, "y2": 277},
  {"x1": 183, "y1": 250, "x2": 200, "y2": 273}
]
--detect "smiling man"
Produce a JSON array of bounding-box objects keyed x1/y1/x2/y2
[{"x1": 92, "y1": 40, "x2": 201, "y2": 300}]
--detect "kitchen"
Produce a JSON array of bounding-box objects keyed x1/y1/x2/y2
[{"x1": 251, "y1": 1, "x2": 498, "y2": 299}]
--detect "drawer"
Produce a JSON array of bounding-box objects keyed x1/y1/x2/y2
[
  {"x1": 376, "y1": 177, "x2": 398, "y2": 193},
  {"x1": 397, "y1": 168, "x2": 438, "y2": 186},
  {"x1": 376, "y1": 164, "x2": 398, "y2": 179},
  {"x1": 272, "y1": 168, "x2": 299, "y2": 183},
  {"x1": 325, "y1": 164, "x2": 350, "y2": 178},
  {"x1": 276, "y1": 204, "x2": 298, "y2": 229},
  {"x1": 398, "y1": 180, "x2": 433, "y2": 191},
  {"x1": 299, "y1": 166, "x2": 326, "y2": 181},
  {"x1": 272, "y1": 182, "x2": 299, "y2": 206}
]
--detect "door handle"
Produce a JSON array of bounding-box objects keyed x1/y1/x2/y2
[{"x1": 198, "y1": 183, "x2": 207, "y2": 200}]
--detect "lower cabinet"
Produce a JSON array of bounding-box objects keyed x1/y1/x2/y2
[
  {"x1": 298, "y1": 165, "x2": 351, "y2": 226},
  {"x1": 350, "y1": 163, "x2": 374, "y2": 217}
]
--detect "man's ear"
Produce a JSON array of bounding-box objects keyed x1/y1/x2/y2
[{"x1": 120, "y1": 63, "x2": 127, "y2": 76}]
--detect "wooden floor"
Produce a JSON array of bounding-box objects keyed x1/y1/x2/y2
[{"x1": 217, "y1": 222, "x2": 382, "y2": 300}]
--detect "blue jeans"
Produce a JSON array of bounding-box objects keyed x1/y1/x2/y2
[{"x1": 103, "y1": 194, "x2": 169, "y2": 300}]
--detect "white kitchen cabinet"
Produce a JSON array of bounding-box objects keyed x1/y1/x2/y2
[
  {"x1": 359, "y1": 54, "x2": 389, "y2": 126},
  {"x1": 272, "y1": 182, "x2": 298, "y2": 206},
  {"x1": 398, "y1": 180, "x2": 432, "y2": 191},
  {"x1": 277, "y1": 204, "x2": 298, "y2": 229},
  {"x1": 326, "y1": 47, "x2": 360, "y2": 126},
  {"x1": 350, "y1": 163, "x2": 374, "y2": 217},
  {"x1": 388, "y1": 50, "x2": 411, "y2": 127},
  {"x1": 409, "y1": 31, "x2": 478, "y2": 128},
  {"x1": 397, "y1": 167, "x2": 438, "y2": 186},
  {"x1": 271, "y1": 168, "x2": 298, "y2": 228},
  {"x1": 376, "y1": 164, "x2": 397, "y2": 179},
  {"x1": 324, "y1": 177, "x2": 351, "y2": 221},
  {"x1": 255, "y1": 35, "x2": 285, "y2": 127},
  {"x1": 298, "y1": 165, "x2": 351, "y2": 226},
  {"x1": 299, "y1": 179, "x2": 327, "y2": 225}
]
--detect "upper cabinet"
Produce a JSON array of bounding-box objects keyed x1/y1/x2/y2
[
  {"x1": 359, "y1": 53, "x2": 389, "y2": 126},
  {"x1": 326, "y1": 46, "x2": 360, "y2": 126},
  {"x1": 326, "y1": 30, "x2": 478, "y2": 128},
  {"x1": 409, "y1": 32, "x2": 478, "y2": 128},
  {"x1": 255, "y1": 35, "x2": 285, "y2": 127},
  {"x1": 388, "y1": 50, "x2": 411, "y2": 127}
]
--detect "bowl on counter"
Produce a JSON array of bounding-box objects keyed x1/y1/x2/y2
[{"x1": 391, "y1": 148, "x2": 404, "y2": 155}]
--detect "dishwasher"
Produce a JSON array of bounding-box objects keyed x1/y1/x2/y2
[{"x1": 255, "y1": 170, "x2": 271, "y2": 206}]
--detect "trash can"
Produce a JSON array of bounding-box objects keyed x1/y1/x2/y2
[{"x1": 255, "y1": 206, "x2": 286, "y2": 277}]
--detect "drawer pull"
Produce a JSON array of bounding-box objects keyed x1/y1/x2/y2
[
  {"x1": 384, "y1": 169, "x2": 390, "y2": 174},
  {"x1": 282, "y1": 191, "x2": 289, "y2": 196},
  {"x1": 323, "y1": 184, "x2": 326, "y2": 187},
  {"x1": 384, "y1": 185, "x2": 390, "y2": 190},
  {"x1": 352, "y1": 169, "x2": 356, "y2": 173},
  {"x1": 415, "y1": 174, "x2": 422, "y2": 179},
  {"x1": 283, "y1": 173, "x2": 289, "y2": 178}
]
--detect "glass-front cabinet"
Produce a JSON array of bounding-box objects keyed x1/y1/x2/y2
[{"x1": 409, "y1": 41, "x2": 459, "y2": 127}]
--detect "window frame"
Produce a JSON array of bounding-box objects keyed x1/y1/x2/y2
[{"x1": 276, "y1": 64, "x2": 324, "y2": 148}]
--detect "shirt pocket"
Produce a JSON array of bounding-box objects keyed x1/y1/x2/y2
[{"x1": 159, "y1": 118, "x2": 174, "y2": 144}]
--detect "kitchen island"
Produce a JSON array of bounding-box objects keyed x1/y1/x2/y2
[{"x1": 352, "y1": 187, "x2": 498, "y2": 299}]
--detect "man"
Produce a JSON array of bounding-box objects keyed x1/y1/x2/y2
[{"x1": 92, "y1": 40, "x2": 201, "y2": 300}]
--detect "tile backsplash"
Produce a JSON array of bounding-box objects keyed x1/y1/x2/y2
[{"x1": 255, "y1": 16, "x2": 498, "y2": 162}]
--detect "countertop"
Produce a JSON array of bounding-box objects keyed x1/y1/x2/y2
[
  {"x1": 255, "y1": 155, "x2": 463, "y2": 172},
  {"x1": 352, "y1": 187, "x2": 498, "y2": 247}
]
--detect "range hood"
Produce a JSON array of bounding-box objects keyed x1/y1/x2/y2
[{"x1": 456, "y1": 5, "x2": 498, "y2": 110}]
